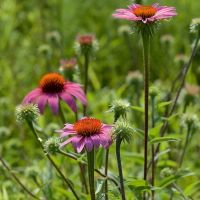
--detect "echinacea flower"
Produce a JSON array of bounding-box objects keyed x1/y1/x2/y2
[
  {"x1": 59, "y1": 117, "x2": 113, "y2": 152},
  {"x1": 23, "y1": 73, "x2": 87, "y2": 114},
  {"x1": 112, "y1": 3, "x2": 177, "y2": 24},
  {"x1": 59, "y1": 58, "x2": 77, "y2": 71}
]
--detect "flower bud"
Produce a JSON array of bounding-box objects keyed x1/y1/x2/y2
[
  {"x1": 25, "y1": 166, "x2": 39, "y2": 179},
  {"x1": 113, "y1": 121, "x2": 134, "y2": 143},
  {"x1": 126, "y1": 70, "x2": 143, "y2": 87},
  {"x1": 181, "y1": 112, "x2": 200, "y2": 129},
  {"x1": 160, "y1": 167, "x2": 174, "y2": 178},
  {"x1": 38, "y1": 44, "x2": 52, "y2": 57},
  {"x1": 74, "y1": 34, "x2": 99, "y2": 56},
  {"x1": 118, "y1": 25, "x2": 132, "y2": 36},
  {"x1": 15, "y1": 104, "x2": 40, "y2": 123},
  {"x1": 190, "y1": 18, "x2": 200, "y2": 34},
  {"x1": 149, "y1": 86, "x2": 159, "y2": 98},
  {"x1": 160, "y1": 34, "x2": 174, "y2": 46},
  {"x1": 44, "y1": 137, "x2": 60, "y2": 155},
  {"x1": 109, "y1": 99, "x2": 130, "y2": 121},
  {"x1": 46, "y1": 31, "x2": 61, "y2": 44}
]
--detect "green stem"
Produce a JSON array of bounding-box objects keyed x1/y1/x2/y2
[
  {"x1": 104, "y1": 149, "x2": 109, "y2": 200},
  {"x1": 179, "y1": 124, "x2": 192, "y2": 167},
  {"x1": 151, "y1": 96, "x2": 156, "y2": 200},
  {"x1": 59, "y1": 103, "x2": 66, "y2": 124},
  {"x1": 87, "y1": 150, "x2": 95, "y2": 200},
  {"x1": 26, "y1": 120, "x2": 80, "y2": 200},
  {"x1": 83, "y1": 53, "x2": 89, "y2": 116},
  {"x1": 116, "y1": 137, "x2": 126, "y2": 200},
  {"x1": 0, "y1": 156, "x2": 41, "y2": 200},
  {"x1": 142, "y1": 32, "x2": 150, "y2": 185}
]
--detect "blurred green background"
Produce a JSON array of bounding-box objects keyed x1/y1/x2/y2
[{"x1": 1, "y1": 0, "x2": 200, "y2": 199}]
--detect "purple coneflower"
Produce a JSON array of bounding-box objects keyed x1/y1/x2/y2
[
  {"x1": 23, "y1": 73, "x2": 87, "y2": 114},
  {"x1": 59, "y1": 117, "x2": 113, "y2": 153},
  {"x1": 113, "y1": 3, "x2": 177, "y2": 23}
]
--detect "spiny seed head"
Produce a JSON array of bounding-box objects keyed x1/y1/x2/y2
[
  {"x1": 16, "y1": 104, "x2": 40, "y2": 123},
  {"x1": 149, "y1": 86, "x2": 159, "y2": 98},
  {"x1": 181, "y1": 113, "x2": 200, "y2": 129},
  {"x1": 160, "y1": 167, "x2": 174, "y2": 178},
  {"x1": 74, "y1": 34, "x2": 99, "y2": 56},
  {"x1": 25, "y1": 166, "x2": 39, "y2": 178},
  {"x1": 46, "y1": 31, "x2": 61, "y2": 44},
  {"x1": 160, "y1": 34, "x2": 174, "y2": 45},
  {"x1": 38, "y1": 44, "x2": 52, "y2": 56},
  {"x1": 174, "y1": 54, "x2": 189, "y2": 65},
  {"x1": 109, "y1": 99, "x2": 130, "y2": 121},
  {"x1": 113, "y1": 121, "x2": 134, "y2": 143},
  {"x1": 44, "y1": 137, "x2": 60, "y2": 155},
  {"x1": 190, "y1": 18, "x2": 200, "y2": 34},
  {"x1": 118, "y1": 25, "x2": 132, "y2": 35},
  {"x1": 126, "y1": 70, "x2": 143, "y2": 86}
]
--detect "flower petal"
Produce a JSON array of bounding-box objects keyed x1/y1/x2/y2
[
  {"x1": 37, "y1": 94, "x2": 48, "y2": 113},
  {"x1": 59, "y1": 92, "x2": 77, "y2": 113},
  {"x1": 23, "y1": 88, "x2": 41, "y2": 104},
  {"x1": 48, "y1": 94, "x2": 59, "y2": 114},
  {"x1": 85, "y1": 137, "x2": 94, "y2": 152}
]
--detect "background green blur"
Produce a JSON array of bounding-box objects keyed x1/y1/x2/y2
[{"x1": 1, "y1": 0, "x2": 200, "y2": 199}]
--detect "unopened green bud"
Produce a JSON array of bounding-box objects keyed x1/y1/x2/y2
[
  {"x1": 118, "y1": 25, "x2": 132, "y2": 35},
  {"x1": 181, "y1": 113, "x2": 200, "y2": 129},
  {"x1": 149, "y1": 86, "x2": 159, "y2": 98},
  {"x1": 44, "y1": 137, "x2": 60, "y2": 155},
  {"x1": 113, "y1": 121, "x2": 134, "y2": 143},
  {"x1": 126, "y1": 70, "x2": 143, "y2": 86},
  {"x1": 38, "y1": 44, "x2": 52, "y2": 57},
  {"x1": 46, "y1": 31, "x2": 61, "y2": 44},
  {"x1": 190, "y1": 18, "x2": 200, "y2": 34},
  {"x1": 160, "y1": 167, "x2": 174, "y2": 178},
  {"x1": 16, "y1": 104, "x2": 40, "y2": 123},
  {"x1": 25, "y1": 166, "x2": 39, "y2": 179},
  {"x1": 109, "y1": 99, "x2": 130, "y2": 121}
]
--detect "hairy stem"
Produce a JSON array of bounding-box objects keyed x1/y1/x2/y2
[
  {"x1": 27, "y1": 120, "x2": 80, "y2": 200},
  {"x1": 83, "y1": 53, "x2": 89, "y2": 116},
  {"x1": 142, "y1": 32, "x2": 150, "y2": 191},
  {"x1": 0, "y1": 156, "x2": 41, "y2": 200},
  {"x1": 116, "y1": 137, "x2": 126, "y2": 200},
  {"x1": 87, "y1": 150, "x2": 95, "y2": 200}
]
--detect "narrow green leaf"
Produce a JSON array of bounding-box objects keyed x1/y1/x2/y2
[
  {"x1": 131, "y1": 106, "x2": 144, "y2": 113},
  {"x1": 158, "y1": 101, "x2": 172, "y2": 108},
  {"x1": 149, "y1": 136, "x2": 180, "y2": 144}
]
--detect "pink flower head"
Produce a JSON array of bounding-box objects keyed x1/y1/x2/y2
[
  {"x1": 59, "y1": 58, "x2": 77, "y2": 71},
  {"x1": 59, "y1": 117, "x2": 113, "y2": 153},
  {"x1": 23, "y1": 73, "x2": 87, "y2": 115},
  {"x1": 112, "y1": 3, "x2": 177, "y2": 24},
  {"x1": 77, "y1": 34, "x2": 95, "y2": 45}
]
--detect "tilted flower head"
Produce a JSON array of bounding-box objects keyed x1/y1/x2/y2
[
  {"x1": 16, "y1": 104, "x2": 40, "y2": 123},
  {"x1": 59, "y1": 117, "x2": 113, "y2": 153},
  {"x1": 75, "y1": 34, "x2": 99, "y2": 55},
  {"x1": 113, "y1": 121, "x2": 135, "y2": 143},
  {"x1": 23, "y1": 73, "x2": 87, "y2": 115},
  {"x1": 109, "y1": 99, "x2": 130, "y2": 121},
  {"x1": 44, "y1": 137, "x2": 60, "y2": 155},
  {"x1": 113, "y1": 3, "x2": 177, "y2": 24},
  {"x1": 190, "y1": 18, "x2": 200, "y2": 34}
]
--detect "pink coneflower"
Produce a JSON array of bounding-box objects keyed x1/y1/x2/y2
[
  {"x1": 59, "y1": 117, "x2": 113, "y2": 152},
  {"x1": 112, "y1": 3, "x2": 177, "y2": 23},
  {"x1": 23, "y1": 73, "x2": 87, "y2": 114},
  {"x1": 77, "y1": 34, "x2": 95, "y2": 45},
  {"x1": 59, "y1": 58, "x2": 77, "y2": 71}
]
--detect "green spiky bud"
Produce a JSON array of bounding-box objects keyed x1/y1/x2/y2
[
  {"x1": 190, "y1": 18, "x2": 200, "y2": 34},
  {"x1": 160, "y1": 167, "x2": 174, "y2": 178},
  {"x1": 15, "y1": 104, "x2": 40, "y2": 123},
  {"x1": 113, "y1": 121, "x2": 135, "y2": 143},
  {"x1": 181, "y1": 113, "x2": 200, "y2": 129},
  {"x1": 44, "y1": 137, "x2": 60, "y2": 155},
  {"x1": 149, "y1": 86, "x2": 159, "y2": 98},
  {"x1": 109, "y1": 99, "x2": 130, "y2": 121}
]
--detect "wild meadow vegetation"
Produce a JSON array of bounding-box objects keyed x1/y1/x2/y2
[{"x1": 1, "y1": 0, "x2": 200, "y2": 199}]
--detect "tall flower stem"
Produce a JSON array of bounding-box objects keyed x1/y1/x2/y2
[
  {"x1": 151, "y1": 96, "x2": 156, "y2": 200},
  {"x1": 179, "y1": 124, "x2": 192, "y2": 167},
  {"x1": 0, "y1": 156, "x2": 41, "y2": 200},
  {"x1": 116, "y1": 137, "x2": 126, "y2": 200},
  {"x1": 87, "y1": 150, "x2": 95, "y2": 200},
  {"x1": 142, "y1": 32, "x2": 150, "y2": 200},
  {"x1": 83, "y1": 53, "x2": 89, "y2": 116},
  {"x1": 104, "y1": 149, "x2": 109, "y2": 200},
  {"x1": 26, "y1": 120, "x2": 80, "y2": 200},
  {"x1": 142, "y1": 32, "x2": 150, "y2": 182}
]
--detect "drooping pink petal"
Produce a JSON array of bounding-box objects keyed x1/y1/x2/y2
[
  {"x1": 59, "y1": 92, "x2": 77, "y2": 113},
  {"x1": 112, "y1": 9, "x2": 140, "y2": 21},
  {"x1": 23, "y1": 88, "x2": 41, "y2": 104},
  {"x1": 91, "y1": 134, "x2": 100, "y2": 148},
  {"x1": 84, "y1": 137, "x2": 94, "y2": 152},
  {"x1": 60, "y1": 137, "x2": 75, "y2": 147},
  {"x1": 48, "y1": 94, "x2": 59, "y2": 114},
  {"x1": 37, "y1": 94, "x2": 48, "y2": 113},
  {"x1": 75, "y1": 137, "x2": 85, "y2": 153}
]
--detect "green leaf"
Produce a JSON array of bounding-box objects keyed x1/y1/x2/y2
[
  {"x1": 184, "y1": 181, "x2": 200, "y2": 196},
  {"x1": 89, "y1": 67, "x2": 101, "y2": 90},
  {"x1": 149, "y1": 136, "x2": 180, "y2": 144},
  {"x1": 95, "y1": 148, "x2": 104, "y2": 169},
  {"x1": 131, "y1": 106, "x2": 144, "y2": 113},
  {"x1": 157, "y1": 101, "x2": 172, "y2": 108}
]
